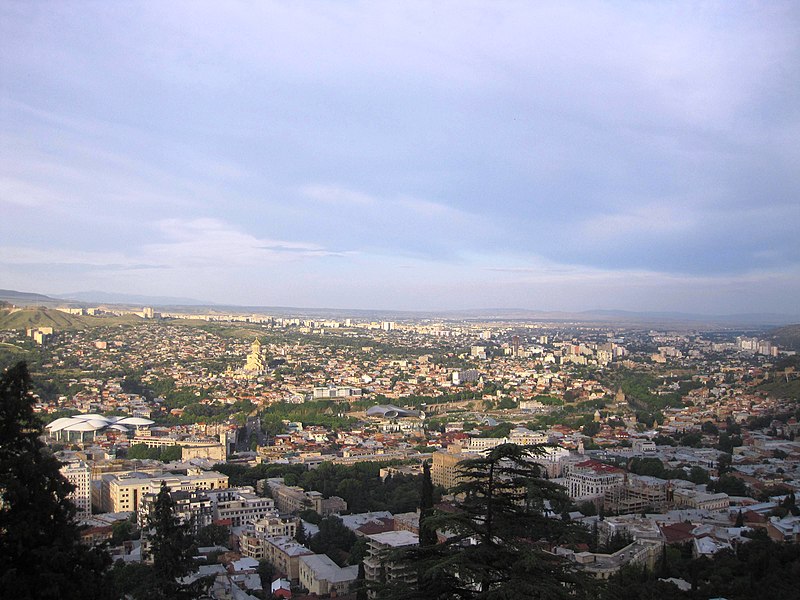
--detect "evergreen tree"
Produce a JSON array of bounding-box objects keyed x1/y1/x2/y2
[
  {"x1": 419, "y1": 461, "x2": 438, "y2": 546},
  {"x1": 381, "y1": 443, "x2": 591, "y2": 599},
  {"x1": 142, "y1": 481, "x2": 205, "y2": 599},
  {"x1": 0, "y1": 362, "x2": 110, "y2": 599},
  {"x1": 295, "y1": 519, "x2": 308, "y2": 545}
]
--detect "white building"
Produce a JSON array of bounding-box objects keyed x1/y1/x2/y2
[
  {"x1": 566, "y1": 460, "x2": 625, "y2": 500},
  {"x1": 61, "y1": 460, "x2": 92, "y2": 520}
]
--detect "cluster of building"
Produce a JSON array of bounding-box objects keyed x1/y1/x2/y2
[{"x1": 3, "y1": 307, "x2": 799, "y2": 598}]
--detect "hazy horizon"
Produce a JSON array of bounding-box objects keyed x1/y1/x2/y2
[{"x1": 2, "y1": 2, "x2": 799, "y2": 313}]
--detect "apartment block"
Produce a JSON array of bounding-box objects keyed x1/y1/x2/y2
[{"x1": 61, "y1": 460, "x2": 92, "y2": 520}]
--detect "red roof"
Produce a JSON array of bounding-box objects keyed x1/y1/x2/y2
[
  {"x1": 575, "y1": 459, "x2": 623, "y2": 473},
  {"x1": 660, "y1": 521, "x2": 695, "y2": 544}
]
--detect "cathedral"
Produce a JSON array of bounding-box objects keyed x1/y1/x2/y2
[{"x1": 244, "y1": 338, "x2": 266, "y2": 374}]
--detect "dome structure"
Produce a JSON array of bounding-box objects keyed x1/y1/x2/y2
[
  {"x1": 115, "y1": 417, "x2": 155, "y2": 426},
  {"x1": 365, "y1": 405, "x2": 420, "y2": 419},
  {"x1": 46, "y1": 413, "x2": 152, "y2": 442},
  {"x1": 46, "y1": 417, "x2": 83, "y2": 432}
]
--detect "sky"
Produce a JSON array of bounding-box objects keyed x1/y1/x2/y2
[{"x1": 1, "y1": 1, "x2": 799, "y2": 314}]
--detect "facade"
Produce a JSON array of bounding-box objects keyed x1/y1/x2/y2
[
  {"x1": 768, "y1": 515, "x2": 800, "y2": 542},
  {"x1": 298, "y1": 554, "x2": 359, "y2": 596},
  {"x1": 139, "y1": 486, "x2": 274, "y2": 531},
  {"x1": 566, "y1": 460, "x2": 625, "y2": 500},
  {"x1": 531, "y1": 446, "x2": 571, "y2": 478},
  {"x1": 206, "y1": 488, "x2": 276, "y2": 527},
  {"x1": 672, "y1": 489, "x2": 730, "y2": 511},
  {"x1": 431, "y1": 449, "x2": 471, "y2": 490},
  {"x1": 363, "y1": 530, "x2": 419, "y2": 595},
  {"x1": 508, "y1": 427, "x2": 549, "y2": 446},
  {"x1": 313, "y1": 385, "x2": 362, "y2": 400},
  {"x1": 61, "y1": 460, "x2": 92, "y2": 519},
  {"x1": 139, "y1": 489, "x2": 214, "y2": 534},
  {"x1": 263, "y1": 536, "x2": 314, "y2": 581},
  {"x1": 267, "y1": 479, "x2": 347, "y2": 515},
  {"x1": 244, "y1": 339, "x2": 266, "y2": 373},
  {"x1": 108, "y1": 470, "x2": 229, "y2": 513},
  {"x1": 605, "y1": 475, "x2": 670, "y2": 514},
  {"x1": 565, "y1": 540, "x2": 662, "y2": 580}
]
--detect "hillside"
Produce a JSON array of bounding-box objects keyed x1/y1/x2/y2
[
  {"x1": 0, "y1": 289, "x2": 59, "y2": 303},
  {"x1": 0, "y1": 307, "x2": 142, "y2": 331},
  {"x1": 769, "y1": 324, "x2": 800, "y2": 351}
]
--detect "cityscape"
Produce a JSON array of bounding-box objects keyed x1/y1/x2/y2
[
  {"x1": 1, "y1": 292, "x2": 799, "y2": 599},
  {"x1": 2, "y1": 2, "x2": 800, "y2": 600}
]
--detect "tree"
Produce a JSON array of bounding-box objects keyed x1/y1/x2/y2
[
  {"x1": 380, "y1": 443, "x2": 591, "y2": 599},
  {"x1": 701, "y1": 421, "x2": 719, "y2": 435},
  {"x1": 582, "y1": 421, "x2": 600, "y2": 437},
  {"x1": 419, "y1": 461, "x2": 438, "y2": 546},
  {"x1": 0, "y1": 362, "x2": 111, "y2": 599},
  {"x1": 143, "y1": 481, "x2": 206, "y2": 599},
  {"x1": 295, "y1": 519, "x2": 308, "y2": 545},
  {"x1": 195, "y1": 523, "x2": 229, "y2": 547},
  {"x1": 710, "y1": 474, "x2": 748, "y2": 497},
  {"x1": 309, "y1": 515, "x2": 357, "y2": 566}
]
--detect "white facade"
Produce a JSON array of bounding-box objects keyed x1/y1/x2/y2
[
  {"x1": 61, "y1": 460, "x2": 92, "y2": 520},
  {"x1": 567, "y1": 460, "x2": 625, "y2": 499}
]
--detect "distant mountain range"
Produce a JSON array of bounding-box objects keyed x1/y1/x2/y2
[
  {"x1": 0, "y1": 289, "x2": 57, "y2": 303},
  {"x1": 1, "y1": 288, "x2": 798, "y2": 327},
  {"x1": 53, "y1": 290, "x2": 210, "y2": 306}
]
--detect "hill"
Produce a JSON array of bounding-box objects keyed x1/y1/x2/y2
[
  {"x1": 0, "y1": 307, "x2": 142, "y2": 331},
  {"x1": 0, "y1": 289, "x2": 61, "y2": 304},
  {"x1": 769, "y1": 324, "x2": 800, "y2": 351}
]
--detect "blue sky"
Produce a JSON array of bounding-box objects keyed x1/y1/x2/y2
[{"x1": 1, "y1": 2, "x2": 799, "y2": 313}]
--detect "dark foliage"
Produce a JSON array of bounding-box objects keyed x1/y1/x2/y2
[
  {"x1": 141, "y1": 481, "x2": 209, "y2": 599},
  {"x1": 0, "y1": 362, "x2": 111, "y2": 599},
  {"x1": 379, "y1": 443, "x2": 592, "y2": 600}
]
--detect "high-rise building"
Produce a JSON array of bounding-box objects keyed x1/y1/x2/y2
[{"x1": 61, "y1": 460, "x2": 92, "y2": 520}]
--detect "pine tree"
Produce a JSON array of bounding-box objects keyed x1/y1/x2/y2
[
  {"x1": 296, "y1": 519, "x2": 308, "y2": 545},
  {"x1": 419, "y1": 461, "x2": 437, "y2": 546},
  {"x1": 0, "y1": 362, "x2": 110, "y2": 599},
  {"x1": 735, "y1": 510, "x2": 744, "y2": 527},
  {"x1": 142, "y1": 481, "x2": 205, "y2": 599},
  {"x1": 381, "y1": 443, "x2": 591, "y2": 599}
]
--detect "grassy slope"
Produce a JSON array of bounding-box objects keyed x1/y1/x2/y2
[{"x1": 0, "y1": 307, "x2": 143, "y2": 331}]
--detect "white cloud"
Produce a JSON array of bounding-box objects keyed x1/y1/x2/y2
[{"x1": 142, "y1": 218, "x2": 345, "y2": 268}]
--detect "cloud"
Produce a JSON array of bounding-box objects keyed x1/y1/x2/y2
[
  {"x1": 0, "y1": 246, "x2": 152, "y2": 269},
  {"x1": 299, "y1": 184, "x2": 376, "y2": 207},
  {"x1": 141, "y1": 218, "x2": 346, "y2": 268},
  {"x1": 1, "y1": 2, "x2": 798, "y2": 312},
  {"x1": 0, "y1": 218, "x2": 344, "y2": 271}
]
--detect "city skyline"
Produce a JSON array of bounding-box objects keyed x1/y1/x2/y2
[{"x1": 2, "y1": 2, "x2": 799, "y2": 313}]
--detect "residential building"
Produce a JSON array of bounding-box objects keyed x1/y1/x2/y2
[
  {"x1": 298, "y1": 554, "x2": 359, "y2": 596},
  {"x1": 363, "y1": 530, "x2": 419, "y2": 595},
  {"x1": 263, "y1": 536, "x2": 314, "y2": 581},
  {"x1": 61, "y1": 460, "x2": 92, "y2": 520},
  {"x1": 107, "y1": 470, "x2": 229, "y2": 513}
]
